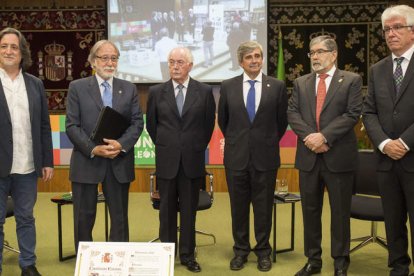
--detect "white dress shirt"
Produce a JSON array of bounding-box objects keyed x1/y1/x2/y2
[
  {"x1": 0, "y1": 68, "x2": 34, "y2": 174},
  {"x1": 243, "y1": 72, "x2": 263, "y2": 112}
]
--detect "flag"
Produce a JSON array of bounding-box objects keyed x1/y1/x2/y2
[{"x1": 276, "y1": 26, "x2": 285, "y2": 81}]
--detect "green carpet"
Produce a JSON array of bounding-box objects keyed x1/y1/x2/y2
[{"x1": 2, "y1": 193, "x2": 393, "y2": 275}]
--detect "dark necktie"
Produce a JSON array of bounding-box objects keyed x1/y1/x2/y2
[
  {"x1": 316, "y1": 74, "x2": 328, "y2": 131},
  {"x1": 176, "y1": 84, "x2": 184, "y2": 116},
  {"x1": 102, "y1": 81, "x2": 112, "y2": 107},
  {"x1": 247, "y1": 80, "x2": 256, "y2": 122},
  {"x1": 394, "y1": 57, "x2": 404, "y2": 95}
]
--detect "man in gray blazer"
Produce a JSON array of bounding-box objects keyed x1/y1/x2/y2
[
  {"x1": 288, "y1": 35, "x2": 362, "y2": 276},
  {"x1": 0, "y1": 27, "x2": 53, "y2": 276},
  {"x1": 146, "y1": 47, "x2": 215, "y2": 273},
  {"x1": 218, "y1": 41, "x2": 288, "y2": 272},
  {"x1": 363, "y1": 5, "x2": 414, "y2": 276},
  {"x1": 66, "y1": 40, "x2": 143, "y2": 251}
]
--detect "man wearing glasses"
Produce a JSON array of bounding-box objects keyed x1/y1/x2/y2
[
  {"x1": 288, "y1": 35, "x2": 362, "y2": 276},
  {"x1": 146, "y1": 47, "x2": 215, "y2": 273},
  {"x1": 363, "y1": 5, "x2": 414, "y2": 276},
  {"x1": 66, "y1": 40, "x2": 143, "y2": 251}
]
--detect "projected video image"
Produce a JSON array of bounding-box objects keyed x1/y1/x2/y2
[{"x1": 108, "y1": 0, "x2": 267, "y2": 83}]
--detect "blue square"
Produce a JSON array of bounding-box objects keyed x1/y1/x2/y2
[{"x1": 60, "y1": 132, "x2": 73, "y2": 149}]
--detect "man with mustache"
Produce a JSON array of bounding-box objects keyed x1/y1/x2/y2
[
  {"x1": 66, "y1": 40, "x2": 143, "y2": 251},
  {"x1": 218, "y1": 41, "x2": 288, "y2": 272},
  {"x1": 363, "y1": 5, "x2": 414, "y2": 276},
  {"x1": 288, "y1": 35, "x2": 362, "y2": 276}
]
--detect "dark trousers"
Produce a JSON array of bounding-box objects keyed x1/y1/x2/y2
[
  {"x1": 299, "y1": 156, "x2": 353, "y2": 270},
  {"x1": 226, "y1": 163, "x2": 276, "y2": 258},
  {"x1": 72, "y1": 165, "x2": 130, "y2": 251},
  {"x1": 158, "y1": 164, "x2": 201, "y2": 262},
  {"x1": 0, "y1": 172, "x2": 37, "y2": 270},
  {"x1": 378, "y1": 161, "x2": 414, "y2": 276}
]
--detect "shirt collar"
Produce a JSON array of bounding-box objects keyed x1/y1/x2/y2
[
  {"x1": 0, "y1": 67, "x2": 23, "y2": 82},
  {"x1": 172, "y1": 77, "x2": 190, "y2": 89},
  {"x1": 317, "y1": 65, "x2": 336, "y2": 78},
  {"x1": 243, "y1": 72, "x2": 262, "y2": 83},
  {"x1": 95, "y1": 74, "x2": 113, "y2": 88},
  {"x1": 392, "y1": 44, "x2": 414, "y2": 62}
]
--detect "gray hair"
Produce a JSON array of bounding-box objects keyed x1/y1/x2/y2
[
  {"x1": 168, "y1": 47, "x2": 194, "y2": 63},
  {"x1": 237, "y1": 41, "x2": 263, "y2": 63},
  {"x1": 382, "y1": 5, "x2": 414, "y2": 27},
  {"x1": 0, "y1": 27, "x2": 32, "y2": 70},
  {"x1": 87, "y1": 40, "x2": 120, "y2": 67},
  {"x1": 309, "y1": 35, "x2": 337, "y2": 52}
]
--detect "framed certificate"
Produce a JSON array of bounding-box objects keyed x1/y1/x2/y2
[{"x1": 75, "y1": 242, "x2": 175, "y2": 276}]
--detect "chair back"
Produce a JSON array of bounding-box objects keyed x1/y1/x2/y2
[
  {"x1": 149, "y1": 172, "x2": 214, "y2": 211},
  {"x1": 354, "y1": 150, "x2": 379, "y2": 196}
]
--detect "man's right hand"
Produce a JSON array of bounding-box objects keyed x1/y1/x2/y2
[{"x1": 92, "y1": 144, "x2": 121, "y2": 159}]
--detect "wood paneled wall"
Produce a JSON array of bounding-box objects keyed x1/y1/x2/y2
[{"x1": 38, "y1": 167, "x2": 299, "y2": 193}]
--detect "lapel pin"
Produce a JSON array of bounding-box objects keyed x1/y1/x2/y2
[
  {"x1": 267, "y1": 83, "x2": 270, "y2": 87},
  {"x1": 119, "y1": 90, "x2": 122, "y2": 94},
  {"x1": 338, "y1": 78, "x2": 343, "y2": 83}
]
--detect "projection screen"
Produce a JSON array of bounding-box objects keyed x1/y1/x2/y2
[{"x1": 107, "y1": 0, "x2": 267, "y2": 83}]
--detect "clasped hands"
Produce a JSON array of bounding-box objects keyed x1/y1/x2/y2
[
  {"x1": 304, "y1": 132, "x2": 330, "y2": 153},
  {"x1": 92, "y1": 138, "x2": 122, "y2": 159},
  {"x1": 383, "y1": 139, "x2": 407, "y2": 160}
]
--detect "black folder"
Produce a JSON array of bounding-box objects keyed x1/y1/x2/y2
[{"x1": 90, "y1": 106, "x2": 130, "y2": 145}]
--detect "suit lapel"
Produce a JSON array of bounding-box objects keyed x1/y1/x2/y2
[
  {"x1": 23, "y1": 73, "x2": 34, "y2": 123},
  {"x1": 0, "y1": 79, "x2": 11, "y2": 123},
  {"x1": 305, "y1": 73, "x2": 317, "y2": 123},
  {"x1": 396, "y1": 56, "x2": 414, "y2": 103},
  {"x1": 256, "y1": 74, "x2": 269, "y2": 118},
  {"x1": 162, "y1": 79, "x2": 180, "y2": 118},
  {"x1": 112, "y1": 78, "x2": 122, "y2": 110},
  {"x1": 181, "y1": 78, "x2": 197, "y2": 117},
  {"x1": 87, "y1": 76, "x2": 104, "y2": 110},
  {"x1": 233, "y1": 75, "x2": 250, "y2": 122},
  {"x1": 322, "y1": 69, "x2": 344, "y2": 112},
  {"x1": 384, "y1": 57, "x2": 396, "y2": 103}
]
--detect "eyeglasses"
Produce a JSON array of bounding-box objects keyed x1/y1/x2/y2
[
  {"x1": 95, "y1": 55, "x2": 119, "y2": 63},
  {"x1": 168, "y1": 59, "x2": 187, "y2": 67},
  {"x1": 307, "y1": 49, "x2": 333, "y2": 58},
  {"x1": 383, "y1": 25, "x2": 413, "y2": 35}
]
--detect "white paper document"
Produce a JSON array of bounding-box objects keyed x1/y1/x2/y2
[{"x1": 75, "y1": 242, "x2": 175, "y2": 276}]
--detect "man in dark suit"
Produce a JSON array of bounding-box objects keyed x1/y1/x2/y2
[
  {"x1": 363, "y1": 5, "x2": 414, "y2": 276},
  {"x1": 218, "y1": 41, "x2": 288, "y2": 272},
  {"x1": 0, "y1": 27, "x2": 53, "y2": 276},
  {"x1": 146, "y1": 47, "x2": 215, "y2": 273},
  {"x1": 66, "y1": 40, "x2": 143, "y2": 251},
  {"x1": 288, "y1": 35, "x2": 362, "y2": 276}
]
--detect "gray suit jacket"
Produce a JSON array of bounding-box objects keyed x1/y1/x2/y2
[
  {"x1": 0, "y1": 73, "x2": 53, "y2": 177},
  {"x1": 363, "y1": 55, "x2": 414, "y2": 172},
  {"x1": 146, "y1": 78, "x2": 215, "y2": 179},
  {"x1": 218, "y1": 74, "x2": 288, "y2": 171},
  {"x1": 66, "y1": 76, "x2": 143, "y2": 183},
  {"x1": 288, "y1": 69, "x2": 362, "y2": 172}
]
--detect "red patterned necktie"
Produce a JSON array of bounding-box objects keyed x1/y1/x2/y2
[{"x1": 316, "y1": 73, "x2": 328, "y2": 131}]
